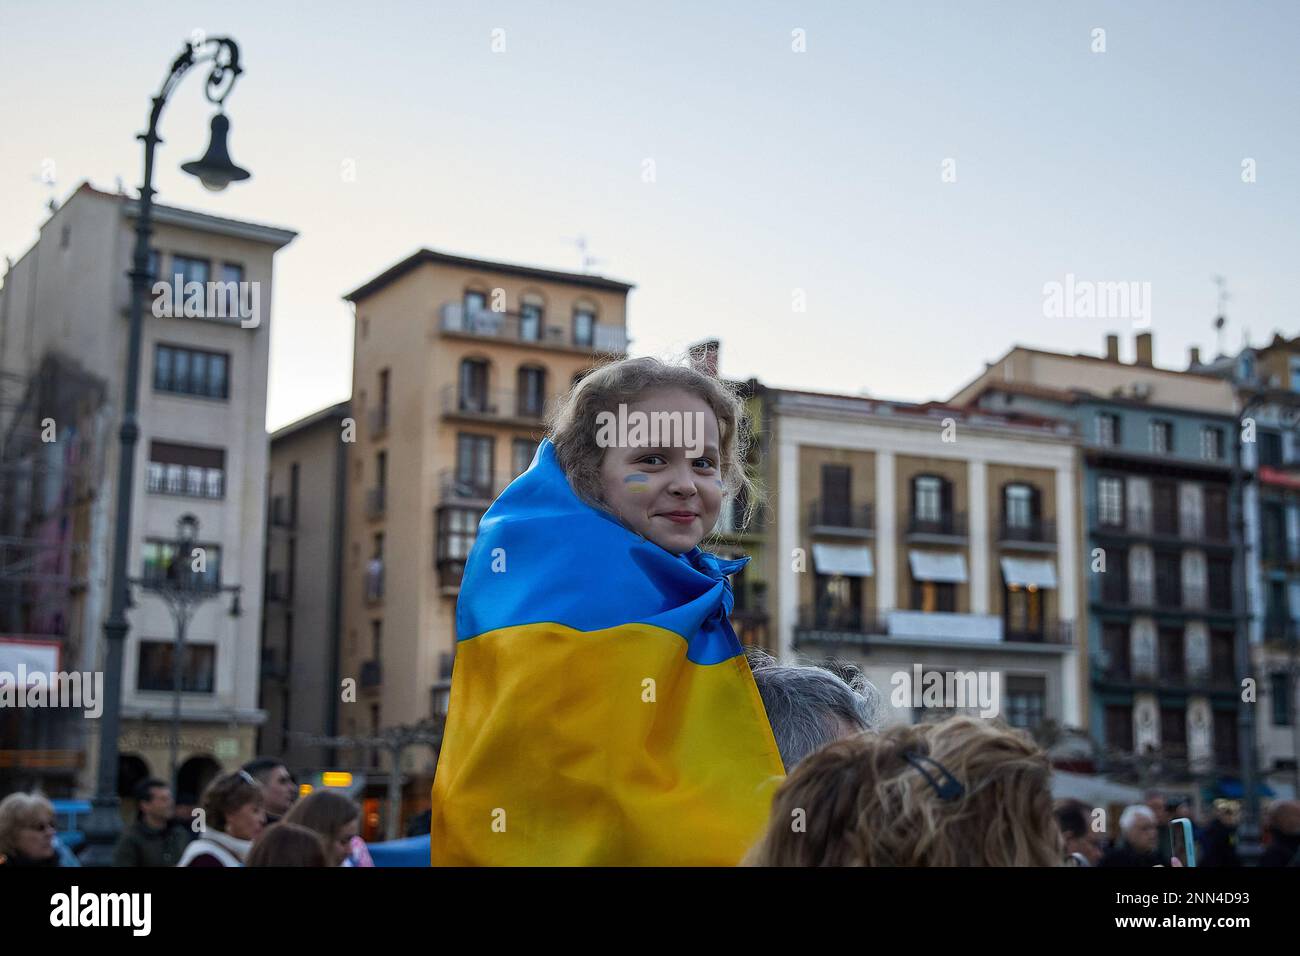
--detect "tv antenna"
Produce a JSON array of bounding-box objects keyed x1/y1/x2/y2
[{"x1": 564, "y1": 235, "x2": 605, "y2": 274}]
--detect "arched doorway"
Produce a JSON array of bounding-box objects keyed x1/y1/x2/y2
[{"x1": 176, "y1": 755, "x2": 221, "y2": 806}]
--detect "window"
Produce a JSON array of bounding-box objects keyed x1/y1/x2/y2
[
  {"x1": 915, "y1": 476, "x2": 946, "y2": 528},
  {"x1": 219, "y1": 262, "x2": 243, "y2": 285},
  {"x1": 911, "y1": 580, "x2": 956, "y2": 613},
  {"x1": 1160, "y1": 707, "x2": 1187, "y2": 756},
  {"x1": 1152, "y1": 481, "x2": 1178, "y2": 535},
  {"x1": 142, "y1": 539, "x2": 222, "y2": 590},
  {"x1": 1004, "y1": 583, "x2": 1043, "y2": 639},
  {"x1": 1149, "y1": 420, "x2": 1173, "y2": 454},
  {"x1": 813, "y1": 573, "x2": 863, "y2": 628},
  {"x1": 1154, "y1": 550, "x2": 1181, "y2": 607},
  {"x1": 1003, "y1": 483, "x2": 1036, "y2": 532},
  {"x1": 520, "y1": 298, "x2": 543, "y2": 342},
  {"x1": 1210, "y1": 629, "x2": 1235, "y2": 679},
  {"x1": 146, "y1": 441, "x2": 225, "y2": 498},
  {"x1": 1157, "y1": 627, "x2": 1184, "y2": 680},
  {"x1": 1102, "y1": 622, "x2": 1130, "y2": 678},
  {"x1": 1203, "y1": 487, "x2": 1229, "y2": 539},
  {"x1": 438, "y1": 507, "x2": 482, "y2": 562},
  {"x1": 171, "y1": 254, "x2": 210, "y2": 286},
  {"x1": 1101, "y1": 547, "x2": 1128, "y2": 604},
  {"x1": 517, "y1": 367, "x2": 546, "y2": 417},
  {"x1": 1005, "y1": 677, "x2": 1046, "y2": 731},
  {"x1": 464, "y1": 289, "x2": 487, "y2": 317},
  {"x1": 573, "y1": 307, "x2": 595, "y2": 347},
  {"x1": 1096, "y1": 413, "x2": 1121, "y2": 447},
  {"x1": 821, "y1": 464, "x2": 852, "y2": 527},
  {"x1": 1097, "y1": 476, "x2": 1125, "y2": 527},
  {"x1": 1262, "y1": 501, "x2": 1286, "y2": 561},
  {"x1": 455, "y1": 433, "x2": 495, "y2": 498},
  {"x1": 1259, "y1": 431, "x2": 1284, "y2": 468},
  {"x1": 1200, "y1": 426, "x2": 1225, "y2": 461},
  {"x1": 154, "y1": 344, "x2": 229, "y2": 399},
  {"x1": 1105, "y1": 705, "x2": 1134, "y2": 752},
  {"x1": 1207, "y1": 557, "x2": 1232, "y2": 611},
  {"x1": 1272, "y1": 673, "x2": 1293, "y2": 726},
  {"x1": 1213, "y1": 709, "x2": 1239, "y2": 766},
  {"x1": 511, "y1": 438, "x2": 538, "y2": 479},
  {"x1": 137, "y1": 641, "x2": 215, "y2": 693},
  {"x1": 459, "y1": 358, "x2": 490, "y2": 413}
]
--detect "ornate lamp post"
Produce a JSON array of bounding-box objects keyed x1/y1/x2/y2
[
  {"x1": 81, "y1": 37, "x2": 251, "y2": 865},
  {"x1": 128, "y1": 514, "x2": 241, "y2": 790}
]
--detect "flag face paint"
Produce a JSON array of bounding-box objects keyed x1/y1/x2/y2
[
  {"x1": 430, "y1": 438, "x2": 784, "y2": 865},
  {"x1": 624, "y1": 473, "x2": 650, "y2": 493}
]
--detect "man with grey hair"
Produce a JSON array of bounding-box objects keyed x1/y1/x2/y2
[
  {"x1": 748, "y1": 650, "x2": 882, "y2": 770},
  {"x1": 1099, "y1": 804, "x2": 1169, "y2": 867}
]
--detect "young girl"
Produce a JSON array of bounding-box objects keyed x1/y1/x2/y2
[{"x1": 430, "y1": 356, "x2": 784, "y2": 866}]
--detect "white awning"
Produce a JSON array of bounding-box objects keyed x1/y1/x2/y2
[
  {"x1": 812, "y1": 542, "x2": 873, "y2": 577},
  {"x1": 908, "y1": 550, "x2": 968, "y2": 583},
  {"x1": 1000, "y1": 556, "x2": 1058, "y2": 589}
]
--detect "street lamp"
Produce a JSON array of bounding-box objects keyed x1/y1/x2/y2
[
  {"x1": 81, "y1": 37, "x2": 251, "y2": 866},
  {"x1": 129, "y1": 514, "x2": 241, "y2": 791}
]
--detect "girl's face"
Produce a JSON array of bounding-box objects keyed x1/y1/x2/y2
[
  {"x1": 331, "y1": 817, "x2": 360, "y2": 866},
  {"x1": 598, "y1": 387, "x2": 724, "y2": 555}
]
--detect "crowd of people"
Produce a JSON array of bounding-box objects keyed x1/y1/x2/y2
[
  {"x1": 1, "y1": 656, "x2": 1298, "y2": 867},
  {"x1": 0, "y1": 757, "x2": 372, "y2": 868}
]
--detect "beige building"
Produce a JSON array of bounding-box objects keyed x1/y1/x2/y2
[
  {"x1": 767, "y1": 388, "x2": 1086, "y2": 734},
  {"x1": 0, "y1": 182, "x2": 296, "y2": 805},
  {"x1": 260, "y1": 401, "x2": 350, "y2": 775},
  {"x1": 338, "y1": 249, "x2": 633, "y2": 827}
]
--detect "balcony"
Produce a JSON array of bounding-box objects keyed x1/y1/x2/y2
[
  {"x1": 436, "y1": 557, "x2": 466, "y2": 591},
  {"x1": 1092, "y1": 658, "x2": 1236, "y2": 693},
  {"x1": 997, "y1": 518, "x2": 1056, "y2": 550},
  {"x1": 439, "y1": 302, "x2": 628, "y2": 354},
  {"x1": 1091, "y1": 504, "x2": 1231, "y2": 545},
  {"x1": 366, "y1": 486, "x2": 386, "y2": 520},
  {"x1": 440, "y1": 385, "x2": 548, "y2": 425},
  {"x1": 792, "y1": 605, "x2": 888, "y2": 648},
  {"x1": 807, "y1": 501, "x2": 873, "y2": 538},
  {"x1": 360, "y1": 659, "x2": 382, "y2": 689},
  {"x1": 1003, "y1": 621, "x2": 1074, "y2": 645},
  {"x1": 369, "y1": 405, "x2": 390, "y2": 438},
  {"x1": 1263, "y1": 614, "x2": 1300, "y2": 645},
  {"x1": 438, "y1": 469, "x2": 510, "y2": 505},
  {"x1": 906, "y1": 512, "x2": 968, "y2": 543}
]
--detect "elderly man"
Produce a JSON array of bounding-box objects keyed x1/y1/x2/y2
[
  {"x1": 748, "y1": 650, "x2": 881, "y2": 770},
  {"x1": 1099, "y1": 804, "x2": 1170, "y2": 867}
]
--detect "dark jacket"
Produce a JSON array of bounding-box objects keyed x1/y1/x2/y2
[
  {"x1": 0, "y1": 851, "x2": 60, "y2": 867},
  {"x1": 112, "y1": 818, "x2": 193, "y2": 867},
  {"x1": 1098, "y1": 842, "x2": 1168, "y2": 867},
  {"x1": 1198, "y1": 819, "x2": 1240, "y2": 867},
  {"x1": 1259, "y1": 831, "x2": 1300, "y2": 867}
]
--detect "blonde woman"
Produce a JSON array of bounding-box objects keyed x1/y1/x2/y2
[
  {"x1": 744, "y1": 716, "x2": 1063, "y2": 866},
  {"x1": 0, "y1": 792, "x2": 62, "y2": 867}
]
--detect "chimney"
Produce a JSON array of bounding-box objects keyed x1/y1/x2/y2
[
  {"x1": 1105, "y1": 334, "x2": 1120, "y2": 362},
  {"x1": 1135, "y1": 332, "x2": 1153, "y2": 367},
  {"x1": 688, "y1": 339, "x2": 720, "y2": 378},
  {"x1": 1189, "y1": 346, "x2": 1201, "y2": 368}
]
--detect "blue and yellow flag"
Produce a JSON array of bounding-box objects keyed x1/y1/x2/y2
[{"x1": 430, "y1": 437, "x2": 784, "y2": 865}]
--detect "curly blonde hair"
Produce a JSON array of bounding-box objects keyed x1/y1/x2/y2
[
  {"x1": 743, "y1": 716, "x2": 1062, "y2": 866},
  {"x1": 545, "y1": 355, "x2": 761, "y2": 534}
]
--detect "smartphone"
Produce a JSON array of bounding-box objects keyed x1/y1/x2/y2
[{"x1": 1169, "y1": 817, "x2": 1196, "y2": 867}]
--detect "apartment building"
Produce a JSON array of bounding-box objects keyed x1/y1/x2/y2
[
  {"x1": 767, "y1": 388, "x2": 1084, "y2": 735},
  {"x1": 260, "y1": 401, "x2": 350, "y2": 775},
  {"x1": 1194, "y1": 334, "x2": 1300, "y2": 797},
  {"x1": 338, "y1": 249, "x2": 633, "y2": 825},
  {"x1": 953, "y1": 332, "x2": 1248, "y2": 793},
  {"x1": 0, "y1": 182, "x2": 296, "y2": 803}
]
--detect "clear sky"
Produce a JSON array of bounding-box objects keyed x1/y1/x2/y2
[{"x1": 2, "y1": 1, "x2": 1297, "y2": 430}]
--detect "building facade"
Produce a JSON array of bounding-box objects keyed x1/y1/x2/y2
[
  {"x1": 0, "y1": 182, "x2": 296, "y2": 805},
  {"x1": 338, "y1": 249, "x2": 632, "y2": 829},
  {"x1": 260, "y1": 401, "x2": 350, "y2": 777},
  {"x1": 954, "y1": 333, "x2": 1249, "y2": 794},
  {"x1": 767, "y1": 387, "x2": 1085, "y2": 735}
]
